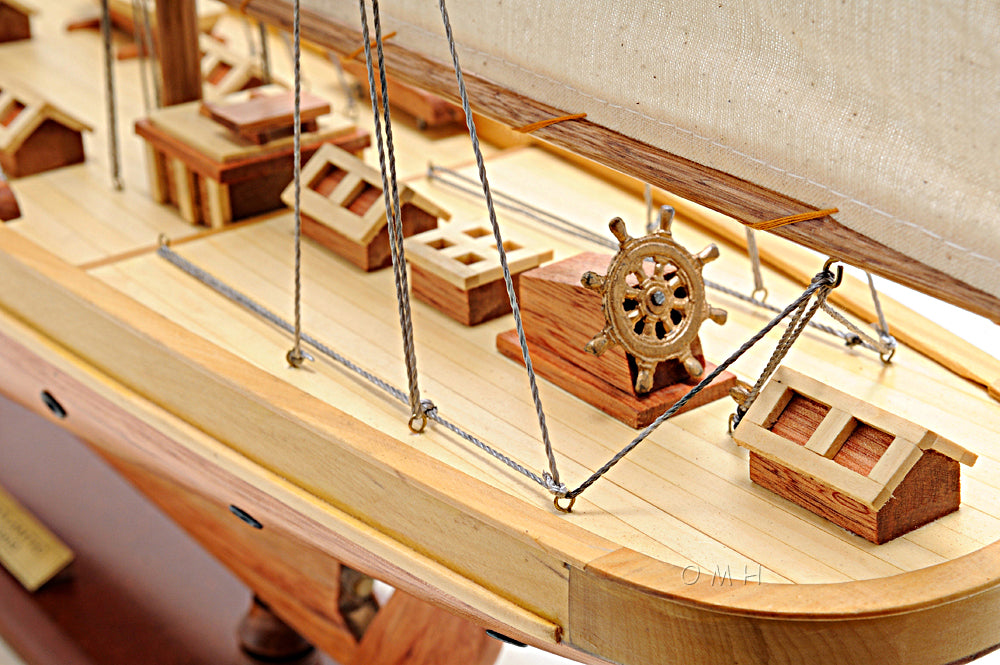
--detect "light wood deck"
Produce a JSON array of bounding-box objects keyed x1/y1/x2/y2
[
  {"x1": 6, "y1": 0, "x2": 1000, "y2": 587},
  {"x1": 3, "y1": 3, "x2": 1000, "y2": 664}
]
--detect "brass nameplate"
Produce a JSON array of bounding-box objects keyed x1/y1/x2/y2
[{"x1": 0, "y1": 482, "x2": 73, "y2": 592}]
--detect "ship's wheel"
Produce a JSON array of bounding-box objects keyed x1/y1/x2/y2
[{"x1": 581, "y1": 209, "x2": 727, "y2": 394}]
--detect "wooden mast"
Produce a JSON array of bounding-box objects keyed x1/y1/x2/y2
[
  {"x1": 224, "y1": 0, "x2": 1000, "y2": 324},
  {"x1": 155, "y1": 0, "x2": 201, "y2": 105}
]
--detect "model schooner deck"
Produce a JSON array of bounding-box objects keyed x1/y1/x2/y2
[{"x1": 1, "y1": 2, "x2": 1000, "y2": 664}]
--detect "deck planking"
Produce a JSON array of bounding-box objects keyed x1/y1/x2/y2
[{"x1": 5, "y1": 0, "x2": 999, "y2": 593}]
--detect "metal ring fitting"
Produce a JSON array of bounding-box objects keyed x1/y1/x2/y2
[
  {"x1": 286, "y1": 348, "x2": 305, "y2": 368},
  {"x1": 408, "y1": 412, "x2": 428, "y2": 434},
  {"x1": 751, "y1": 287, "x2": 768, "y2": 303},
  {"x1": 554, "y1": 495, "x2": 576, "y2": 513},
  {"x1": 822, "y1": 258, "x2": 844, "y2": 288}
]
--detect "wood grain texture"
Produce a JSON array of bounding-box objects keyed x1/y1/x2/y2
[
  {"x1": 651, "y1": 189, "x2": 1000, "y2": 386},
  {"x1": 0, "y1": 119, "x2": 84, "y2": 178},
  {"x1": 154, "y1": 0, "x2": 201, "y2": 106},
  {"x1": 519, "y1": 253, "x2": 708, "y2": 395},
  {"x1": 5, "y1": 245, "x2": 1000, "y2": 664},
  {"x1": 0, "y1": 3, "x2": 31, "y2": 43},
  {"x1": 569, "y1": 545, "x2": 1000, "y2": 665},
  {"x1": 751, "y1": 450, "x2": 961, "y2": 545},
  {"x1": 201, "y1": 90, "x2": 329, "y2": 142},
  {"x1": 340, "y1": 58, "x2": 464, "y2": 130},
  {"x1": 0, "y1": 180, "x2": 19, "y2": 220},
  {"x1": 0, "y1": 298, "x2": 597, "y2": 664},
  {"x1": 302, "y1": 205, "x2": 437, "y2": 272},
  {"x1": 137, "y1": 115, "x2": 370, "y2": 225},
  {"x1": 224, "y1": 0, "x2": 1000, "y2": 321},
  {"x1": 497, "y1": 330, "x2": 736, "y2": 429},
  {"x1": 411, "y1": 264, "x2": 519, "y2": 326},
  {"x1": 346, "y1": 591, "x2": 501, "y2": 665}
]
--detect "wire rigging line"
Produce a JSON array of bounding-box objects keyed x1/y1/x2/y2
[
  {"x1": 99, "y1": 0, "x2": 123, "y2": 191},
  {"x1": 436, "y1": 0, "x2": 564, "y2": 491},
  {"x1": 426, "y1": 164, "x2": 896, "y2": 358},
  {"x1": 158, "y1": 242, "x2": 553, "y2": 491},
  {"x1": 358, "y1": 0, "x2": 426, "y2": 430},
  {"x1": 286, "y1": 0, "x2": 308, "y2": 369}
]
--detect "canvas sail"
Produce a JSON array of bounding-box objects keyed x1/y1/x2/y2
[{"x1": 231, "y1": 0, "x2": 1000, "y2": 321}]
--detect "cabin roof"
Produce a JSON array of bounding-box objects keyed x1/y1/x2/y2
[
  {"x1": 0, "y1": 82, "x2": 92, "y2": 154},
  {"x1": 0, "y1": 1, "x2": 37, "y2": 16},
  {"x1": 404, "y1": 220, "x2": 553, "y2": 290},
  {"x1": 200, "y1": 34, "x2": 265, "y2": 101},
  {"x1": 733, "y1": 366, "x2": 976, "y2": 510},
  {"x1": 283, "y1": 143, "x2": 450, "y2": 245}
]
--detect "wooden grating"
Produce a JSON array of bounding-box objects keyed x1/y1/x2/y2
[
  {"x1": 770, "y1": 393, "x2": 829, "y2": 446},
  {"x1": 403, "y1": 220, "x2": 552, "y2": 290},
  {"x1": 0, "y1": 82, "x2": 91, "y2": 153},
  {"x1": 285, "y1": 143, "x2": 449, "y2": 245},
  {"x1": 199, "y1": 35, "x2": 266, "y2": 101},
  {"x1": 735, "y1": 366, "x2": 977, "y2": 509},
  {"x1": 834, "y1": 424, "x2": 894, "y2": 477}
]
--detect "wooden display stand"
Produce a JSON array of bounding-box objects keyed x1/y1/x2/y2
[
  {"x1": 498, "y1": 252, "x2": 735, "y2": 427},
  {"x1": 284, "y1": 143, "x2": 450, "y2": 271},
  {"x1": 0, "y1": 1, "x2": 34, "y2": 43},
  {"x1": 135, "y1": 88, "x2": 370, "y2": 228},
  {"x1": 733, "y1": 366, "x2": 977, "y2": 543},
  {"x1": 200, "y1": 34, "x2": 266, "y2": 102},
  {"x1": 404, "y1": 221, "x2": 552, "y2": 325},
  {"x1": 0, "y1": 82, "x2": 90, "y2": 178},
  {"x1": 340, "y1": 58, "x2": 464, "y2": 130}
]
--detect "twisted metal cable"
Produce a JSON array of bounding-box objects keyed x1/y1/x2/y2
[
  {"x1": 99, "y1": 0, "x2": 123, "y2": 191},
  {"x1": 286, "y1": 0, "x2": 306, "y2": 368},
  {"x1": 138, "y1": 0, "x2": 161, "y2": 108},
  {"x1": 565, "y1": 267, "x2": 838, "y2": 500},
  {"x1": 359, "y1": 0, "x2": 425, "y2": 428},
  {"x1": 157, "y1": 243, "x2": 552, "y2": 490},
  {"x1": 427, "y1": 164, "x2": 894, "y2": 355},
  {"x1": 436, "y1": 0, "x2": 563, "y2": 491}
]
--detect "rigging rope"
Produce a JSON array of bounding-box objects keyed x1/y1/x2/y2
[
  {"x1": 158, "y1": 247, "x2": 839, "y2": 505},
  {"x1": 564, "y1": 265, "x2": 839, "y2": 501},
  {"x1": 745, "y1": 228, "x2": 767, "y2": 302},
  {"x1": 359, "y1": 0, "x2": 425, "y2": 430},
  {"x1": 157, "y1": 243, "x2": 553, "y2": 491},
  {"x1": 286, "y1": 0, "x2": 307, "y2": 368},
  {"x1": 258, "y1": 21, "x2": 272, "y2": 84},
  {"x1": 131, "y1": 0, "x2": 152, "y2": 113},
  {"x1": 436, "y1": 0, "x2": 563, "y2": 491},
  {"x1": 426, "y1": 164, "x2": 896, "y2": 358},
  {"x1": 138, "y1": 0, "x2": 161, "y2": 108},
  {"x1": 99, "y1": 0, "x2": 123, "y2": 191}
]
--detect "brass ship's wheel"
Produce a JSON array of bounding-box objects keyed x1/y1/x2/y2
[{"x1": 582, "y1": 209, "x2": 727, "y2": 394}]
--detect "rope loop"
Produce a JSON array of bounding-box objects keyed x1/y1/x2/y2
[
  {"x1": 821, "y1": 258, "x2": 844, "y2": 288},
  {"x1": 408, "y1": 411, "x2": 428, "y2": 433},
  {"x1": 553, "y1": 495, "x2": 576, "y2": 513}
]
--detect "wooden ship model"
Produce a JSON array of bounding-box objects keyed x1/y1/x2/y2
[{"x1": 1, "y1": 2, "x2": 1000, "y2": 665}]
